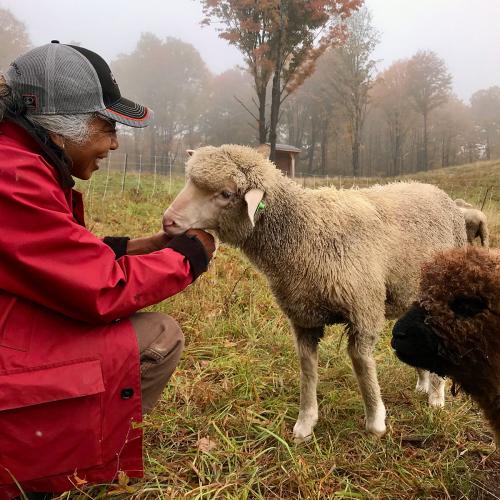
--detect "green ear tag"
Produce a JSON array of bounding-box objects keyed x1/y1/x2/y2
[{"x1": 257, "y1": 201, "x2": 266, "y2": 211}]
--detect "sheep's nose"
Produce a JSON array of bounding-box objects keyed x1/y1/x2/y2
[
  {"x1": 392, "y1": 322, "x2": 406, "y2": 339},
  {"x1": 162, "y1": 216, "x2": 177, "y2": 232}
]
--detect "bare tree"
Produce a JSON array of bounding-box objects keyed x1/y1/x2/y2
[
  {"x1": 325, "y1": 8, "x2": 379, "y2": 176},
  {"x1": 433, "y1": 97, "x2": 473, "y2": 167},
  {"x1": 373, "y1": 59, "x2": 413, "y2": 175},
  {"x1": 201, "y1": 68, "x2": 255, "y2": 145},
  {"x1": 0, "y1": 8, "x2": 31, "y2": 72},
  {"x1": 407, "y1": 51, "x2": 452, "y2": 171},
  {"x1": 112, "y1": 34, "x2": 211, "y2": 160},
  {"x1": 470, "y1": 86, "x2": 500, "y2": 161}
]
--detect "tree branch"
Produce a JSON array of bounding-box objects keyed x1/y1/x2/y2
[{"x1": 234, "y1": 95, "x2": 259, "y2": 122}]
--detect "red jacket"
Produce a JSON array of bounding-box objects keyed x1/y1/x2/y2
[{"x1": 0, "y1": 120, "x2": 199, "y2": 498}]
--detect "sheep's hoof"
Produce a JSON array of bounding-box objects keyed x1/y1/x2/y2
[
  {"x1": 366, "y1": 421, "x2": 387, "y2": 437},
  {"x1": 293, "y1": 432, "x2": 313, "y2": 444},
  {"x1": 366, "y1": 407, "x2": 387, "y2": 436},
  {"x1": 293, "y1": 416, "x2": 317, "y2": 443},
  {"x1": 428, "y1": 394, "x2": 445, "y2": 408},
  {"x1": 415, "y1": 379, "x2": 430, "y2": 394}
]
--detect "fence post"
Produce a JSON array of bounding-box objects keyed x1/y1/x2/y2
[
  {"x1": 168, "y1": 156, "x2": 172, "y2": 194},
  {"x1": 487, "y1": 188, "x2": 494, "y2": 211},
  {"x1": 480, "y1": 186, "x2": 493, "y2": 211},
  {"x1": 151, "y1": 155, "x2": 157, "y2": 198},
  {"x1": 86, "y1": 173, "x2": 93, "y2": 204},
  {"x1": 476, "y1": 187, "x2": 484, "y2": 208},
  {"x1": 121, "y1": 153, "x2": 128, "y2": 195},
  {"x1": 102, "y1": 153, "x2": 111, "y2": 200},
  {"x1": 136, "y1": 154, "x2": 142, "y2": 194}
]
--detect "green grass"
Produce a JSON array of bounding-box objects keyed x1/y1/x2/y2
[{"x1": 66, "y1": 162, "x2": 500, "y2": 499}]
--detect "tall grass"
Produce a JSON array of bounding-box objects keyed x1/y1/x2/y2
[{"x1": 68, "y1": 162, "x2": 499, "y2": 499}]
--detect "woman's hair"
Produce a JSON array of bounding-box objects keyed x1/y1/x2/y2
[
  {"x1": 0, "y1": 76, "x2": 93, "y2": 145},
  {"x1": 29, "y1": 114, "x2": 93, "y2": 145}
]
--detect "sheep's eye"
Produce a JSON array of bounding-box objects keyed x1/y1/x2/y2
[
  {"x1": 449, "y1": 295, "x2": 487, "y2": 318},
  {"x1": 219, "y1": 191, "x2": 233, "y2": 200}
]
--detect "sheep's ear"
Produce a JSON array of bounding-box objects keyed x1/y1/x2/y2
[{"x1": 245, "y1": 188, "x2": 265, "y2": 227}]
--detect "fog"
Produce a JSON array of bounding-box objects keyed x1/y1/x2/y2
[{"x1": 0, "y1": 0, "x2": 499, "y2": 101}]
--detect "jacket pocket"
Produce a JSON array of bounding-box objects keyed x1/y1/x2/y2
[
  {"x1": 0, "y1": 296, "x2": 32, "y2": 352},
  {"x1": 0, "y1": 359, "x2": 105, "y2": 484}
]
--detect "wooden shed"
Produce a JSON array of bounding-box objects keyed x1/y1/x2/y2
[{"x1": 256, "y1": 143, "x2": 301, "y2": 177}]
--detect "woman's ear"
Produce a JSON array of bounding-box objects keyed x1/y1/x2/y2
[{"x1": 48, "y1": 132, "x2": 65, "y2": 150}]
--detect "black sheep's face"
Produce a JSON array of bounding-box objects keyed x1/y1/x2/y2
[
  {"x1": 391, "y1": 304, "x2": 453, "y2": 377},
  {"x1": 392, "y1": 294, "x2": 494, "y2": 379}
]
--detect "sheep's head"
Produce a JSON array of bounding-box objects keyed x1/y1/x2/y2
[
  {"x1": 454, "y1": 198, "x2": 473, "y2": 208},
  {"x1": 163, "y1": 145, "x2": 279, "y2": 244},
  {"x1": 392, "y1": 247, "x2": 500, "y2": 388}
]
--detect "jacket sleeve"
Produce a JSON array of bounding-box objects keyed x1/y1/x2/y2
[
  {"x1": 103, "y1": 236, "x2": 130, "y2": 259},
  {"x1": 0, "y1": 157, "x2": 203, "y2": 324}
]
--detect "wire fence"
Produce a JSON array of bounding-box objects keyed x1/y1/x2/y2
[{"x1": 82, "y1": 153, "x2": 499, "y2": 216}]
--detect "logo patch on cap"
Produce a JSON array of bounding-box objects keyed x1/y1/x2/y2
[
  {"x1": 10, "y1": 62, "x2": 22, "y2": 76},
  {"x1": 22, "y1": 94, "x2": 38, "y2": 111}
]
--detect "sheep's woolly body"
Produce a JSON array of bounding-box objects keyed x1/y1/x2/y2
[
  {"x1": 182, "y1": 144, "x2": 468, "y2": 438},
  {"x1": 241, "y1": 182, "x2": 458, "y2": 338},
  {"x1": 189, "y1": 146, "x2": 466, "y2": 332}
]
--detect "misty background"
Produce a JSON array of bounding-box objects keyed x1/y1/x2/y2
[{"x1": 1, "y1": 0, "x2": 499, "y2": 177}]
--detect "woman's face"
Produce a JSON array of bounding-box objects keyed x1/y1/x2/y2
[{"x1": 64, "y1": 116, "x2": 119, "y2": 180}]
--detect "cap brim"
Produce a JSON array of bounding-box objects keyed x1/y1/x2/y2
[{"x1": 98, "y1": 97, "x2": 153, "y2": 128}]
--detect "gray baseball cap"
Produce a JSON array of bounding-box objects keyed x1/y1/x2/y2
[{"x1": 5, "y1": 40, "x2": 153, "y2": 128}]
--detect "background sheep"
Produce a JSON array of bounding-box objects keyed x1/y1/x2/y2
[
  {"x1": 392, "y1": 246, "x2": 500, "y2": 447},
  {"x1": 163, "y1": 145, "x2": 467, "y2": 441},
  {"x1": 454, "y1": 198, "x2": 489, "y2": 247}
]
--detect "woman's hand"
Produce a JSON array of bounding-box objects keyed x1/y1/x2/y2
[
  {"x1": 185, "y1": 229, "x2": 216, "y2": 260},
  {"x1": 126, "y1": 231, "x2": 173, "y2": 255}
]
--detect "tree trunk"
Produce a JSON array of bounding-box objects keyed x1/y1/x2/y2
[
  {"x1": 257, "y1": 84, "x2": 267, "y2": 144},
  {"x1": 308, "y1": 116, "x2": 317, "y2": 173},
  {"x1": 395, "y1": 129, "x2": 401, "y2": 176},
  {"x1": 486, "y1": 129, "x2": 491, "y2": 161},
  {"x1": 269, "y1": 67, "x2": 281, "y2": 162},
  {"x1": 320, "y1": 117, "x2": 329, "y2": 175},
  {"x1": 352, "y1": 116, "x2": 361, "y2": 177},
  {"x1": 269, "y1": 4, "x2": 284, "y2": 163},
  {"x1": 422, "y1": 111, "x2": 428, "y2": 171},
  {"x1": 351, "y1": 102, "x2": 363, "y2": 177}
]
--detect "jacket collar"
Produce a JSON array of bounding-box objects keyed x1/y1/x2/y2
[{"x1": 0, "y1": 114, "x2": 75, "y2": 189}]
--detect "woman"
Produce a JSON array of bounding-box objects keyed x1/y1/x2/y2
[{"x1": 0, "y1": 41, "x2": 214, "y2": 499}]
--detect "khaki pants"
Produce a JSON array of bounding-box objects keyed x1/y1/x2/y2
[{"x1": 130, "y1": 312, "x2": 184, "y2": 414}]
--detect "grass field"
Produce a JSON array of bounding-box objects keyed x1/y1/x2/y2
[{"x1": 71, "y1": 161, "x2": 500, "y2": 499}]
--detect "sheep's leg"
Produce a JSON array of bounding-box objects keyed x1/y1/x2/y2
[
  {"x1": 427, "y1": 372, "x2": 445, "y2": 407},
  {"x1": 292, "y1": 326, "x2": 322, "y2": 443},
  {"x1": 479, "y1": 221, "x2": 489, "y2": 247},
  {"x1": 347, "y1": 334, "x2": 386, "y2": 436},
  {"x1": 415, "y1": 368, "x2": 430, "y2": 393}
]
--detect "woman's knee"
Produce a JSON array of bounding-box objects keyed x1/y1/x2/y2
[
  {"x1": 149, "y1": 313, "x2": 185, "y2": 361},
  {"x1": 131, "y1": 313, "x2": 185, "y2": 413},
  {"x1": 131, "y1": 311, "x2": 184, "y2": 360}
]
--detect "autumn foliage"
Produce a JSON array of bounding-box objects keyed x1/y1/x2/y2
[{"x1": 200, "y1": 0, "x2": 363, "y2": 150}]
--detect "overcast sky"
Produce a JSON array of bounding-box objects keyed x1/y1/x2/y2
[{"x1": 1, "y1": 0, "x2": 498, "y2": 102}]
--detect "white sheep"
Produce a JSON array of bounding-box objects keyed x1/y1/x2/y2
[
  {"x1": 454, "y1": 199, "x2": 489, "y2": 247},
  {"x1": 163, "y1": 145, "x2": 467, "y2": 441}
]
